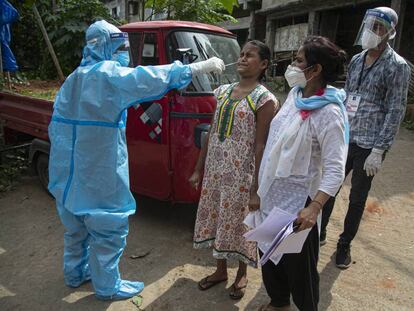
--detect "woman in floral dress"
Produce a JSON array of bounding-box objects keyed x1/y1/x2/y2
[{"x1": 189, "y1": 40, "x2": 279, "y2": 299}]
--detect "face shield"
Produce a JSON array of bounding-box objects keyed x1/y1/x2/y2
[
  {"x1": 354, "y1": 9, "x2": 397, "y2": 50},
  {"x1": 110, "y1": 32, "x2": 131, "y2": 67}
]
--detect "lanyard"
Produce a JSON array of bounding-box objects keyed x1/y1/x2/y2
[{"x1": 356, "y1": 50, "x2": 383, "y2": 91}]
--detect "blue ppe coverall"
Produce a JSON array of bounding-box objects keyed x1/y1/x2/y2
[{"x1": 48, "y1": 20, "x2": 192, "y2": 300}]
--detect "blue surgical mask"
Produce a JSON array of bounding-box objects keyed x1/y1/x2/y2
[{"x1": 113, "y1": 51, "x2": 130, "y2": 67}]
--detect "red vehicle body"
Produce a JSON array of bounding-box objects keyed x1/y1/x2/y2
[{"x1": 0, "y1": 21, "x2": 240, "y2": 203}]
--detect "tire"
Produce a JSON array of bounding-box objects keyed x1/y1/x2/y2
[{"x1": 36, "y1": 153, "x2": 49, "y2": 192}]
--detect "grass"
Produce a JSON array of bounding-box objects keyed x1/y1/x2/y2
[
  {"x1": 2, "y1": 79, "x2": 61, "y2": 101},
  {"x1": 15, "y1": 88, "x2": 58, "y2": 101}
]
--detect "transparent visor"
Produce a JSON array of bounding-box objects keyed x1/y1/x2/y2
[
  {"x1": 110, "y1": 32, "x2": 132, "y2": 66},
  {"x1": 110, "y1": 32, "x2": 130, "y2": 54},
  {"x1": 354, "y1": 12, "x2": 396, "y2": 47}
]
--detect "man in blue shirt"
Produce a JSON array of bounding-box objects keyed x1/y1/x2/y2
[{"x1": 320, "y1": 7, "x2": 411, "y2": 269}]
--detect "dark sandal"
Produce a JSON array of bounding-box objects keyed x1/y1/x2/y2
[
  {"x1": 198, "y1": 275, "x2": 228, "y2": 291},
  {"x1": 229, "y1": 280, "x2": 248, "y2": 300}
]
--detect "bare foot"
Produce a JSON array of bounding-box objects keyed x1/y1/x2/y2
[
  {"x1": 233, "y1": 274, "x2": 248, "y2": 289},
  {"x1": 198, "y1": 270, "x2": 228, "y2": 290},
  {"x1": 205, "y1": 270, "x2": 227, "y2": 282},
  {"x1": 229, "y1": 274, "x2": 248, "y2": 299}
]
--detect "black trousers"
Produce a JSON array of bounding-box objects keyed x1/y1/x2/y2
[
  {"x1": 321, "y1": 143, "x2": 377, "y2": 244},
  {"x1": 260, "y1": 224, "x2": 320, "y2": 311}
]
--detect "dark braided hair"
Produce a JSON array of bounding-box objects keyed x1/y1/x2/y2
[
  {"x1": 243, "y1": 40, "x2": 271, "y2": 81},
  {"x1": 302, "y1": 36, "x2": 347, "y2": 86}
]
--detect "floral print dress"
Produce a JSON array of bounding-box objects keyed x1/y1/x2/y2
[{"x1": 193, "y1": 83, "x2": 278, "y2": 267}]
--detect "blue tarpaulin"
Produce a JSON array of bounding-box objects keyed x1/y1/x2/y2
[{"x1": 0, "y1": 0, "x2": 19, "y2": 72}]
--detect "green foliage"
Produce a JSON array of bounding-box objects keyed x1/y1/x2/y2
[
  {"x1": 0, "y1": 149, "x2": 29, "y2": 193},
  {"x1": 407, "y1": 93, "x2": 414, "y2": 105},
  {"x1": 9, "y1": 0, "x2": 237, "y2": 79},
  {"x1": 145, "y1": 0, "x2": 237, "y2": 24},
  {"x1": 402, "y1": 120, "x2": 414, "y2": 131},
  {"x1": 10, "y1": 0, "x2": 119, "y2": 79},
  {"x1": 15, "y1": 88, "x2": 57, "y2": 100},
  {"x1": 131, "y1": 295, "x2": 144, "y2": 310},
  {"x1": 220, "y1": 0, "x2": 238, "y2": 14}
]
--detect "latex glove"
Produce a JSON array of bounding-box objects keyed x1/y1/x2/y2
[
  {"x1": 189, "y1": 57, "x2": 225, "y2": 75},
  {"x1": 363, "y1": 148, "x2": 384, "y2": 176}
]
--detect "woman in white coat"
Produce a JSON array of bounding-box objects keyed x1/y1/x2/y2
[{"x1": 252, "y1": 36, "x2": 349, "y2": 311}]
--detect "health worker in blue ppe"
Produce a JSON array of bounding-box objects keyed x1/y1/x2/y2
[{"x1": 48, "y1": 20, "x2": 225, "y2": 301}]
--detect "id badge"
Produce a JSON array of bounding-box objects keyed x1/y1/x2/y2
[{"x1": 345, "y1": 93, "x2": 361, "y2": 118}]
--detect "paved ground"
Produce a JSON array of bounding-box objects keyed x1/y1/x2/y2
[{"x1": 0, "y1": 128, "x2": 413, "y2": 311}]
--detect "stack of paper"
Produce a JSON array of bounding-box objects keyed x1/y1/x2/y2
[
  {"x1": 244, "y1": 208, "x2": 295, "y2": 243},
  {"x1": 244, "y1": 208, "x2": 311, "y2": 265},
  {"x1": 260, "y1": 220, "x2": 311, "y2": 265}
]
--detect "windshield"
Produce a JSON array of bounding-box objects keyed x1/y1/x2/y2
[{"x1": 167, "y1": 31, "x2": 240, "y2": 93}]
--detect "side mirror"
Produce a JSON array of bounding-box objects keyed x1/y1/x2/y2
[
  {"x1": 194, "y1": 123, "x2": 210, "y2": 149},
  {"x1": 176, "y1": 48, "x2": 198, "y2": 64}
]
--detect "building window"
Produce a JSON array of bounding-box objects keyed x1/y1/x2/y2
[
  {"x1": 111, "y1": 7, "x2": 118, "y2": 18},
  {"x1": 141, "y1": 33, "x2": 159, "y2": 66},
  {"x1": 129, "y1": 1, "x2": 139, "y2": 15},
  {"x1": 128, "y1": 32, "x2": 143, "y2": 67}
]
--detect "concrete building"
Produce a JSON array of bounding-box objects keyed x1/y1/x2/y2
[
  {"x1": 100, "y1": 0, "x2": 413, "y2": 94},
  {"x1": 101, "y1": 0, "x2": 150, "y2": 22},
  {"x1": 218, "y1": 0, "x2": 263, "y2": 46},
  {"x1": 251, "y1": 0, "x2": 413, "y2": 83}
]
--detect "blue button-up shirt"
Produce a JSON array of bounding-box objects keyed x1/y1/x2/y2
[{"x1": 345, "y1": 44, "x2": 411, "y2": 150}]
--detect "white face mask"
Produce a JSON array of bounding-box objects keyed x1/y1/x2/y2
[
  {"x1": 284, "y1": 65, "x2": 308, "y2": 88},
  {"x1": 361, "y1": 29, "x2": 382, "y2": 50}
]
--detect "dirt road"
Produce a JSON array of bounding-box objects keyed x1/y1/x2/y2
[{"x1": 1, "y1": 129, "x2": 413, "y2": 311}]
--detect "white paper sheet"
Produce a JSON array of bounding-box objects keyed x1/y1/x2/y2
[
  {"x1": 259, "y1": 220, "x2": 295, "y2": 265},
  {"x1": 260, "y1": 221, "x2": 311, "y2": 265},
  {"x1": 243, "y1": 207, "x2": 312, "y2": 265},
  {"x1": 243, "y1": 210, "x2": 263, "y2": 229},
  {"x1": 276, "y1": 227, "x2": 312, "y2": 254}
]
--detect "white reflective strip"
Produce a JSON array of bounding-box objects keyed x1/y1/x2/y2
[{"x1": 87, "y1": 38, "x2": 98, "y2": 45}]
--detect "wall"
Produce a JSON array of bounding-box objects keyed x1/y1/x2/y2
[
  {"x1": 103, "y1": 0, "x2": 149, "y2": 21},
  {"x1": 399, "y1": 0, "x2": 414, "y2": 62},
  {"x1": 262, "y1": 0, "x2": 300, "y2": 9},
  {"x1": 274, "y1": 23, "x2": 308, "y2": 52},
  {"x1": 104, "y1": 0, "x2": 125, "y2": 19}
]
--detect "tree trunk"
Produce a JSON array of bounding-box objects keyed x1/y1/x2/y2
[
  {"x1": 148, "y1": 0, "x2": 156, "y2": 21},
  {"x1": 32, "y1": 4, "x2": 65, "y2": 82},
  {"x1": 51, "y1": 0, "x2": 57, "y2": 13},
  {"x1": 0, "y1": 43, "x2": 3, "y2": 77},
  {"x1": 141, "y1": 0, "x2": 146, "y2": 21},
  {"x1": 125, "y1": 0, "x2": 130, "y2": 22}
]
